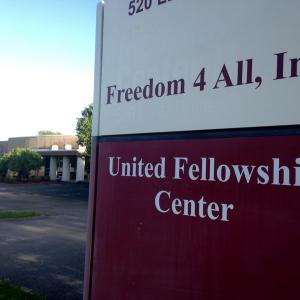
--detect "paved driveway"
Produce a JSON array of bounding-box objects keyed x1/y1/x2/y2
[{"x1": 0, "y1": 182, "x2": 89, "y2": 300}]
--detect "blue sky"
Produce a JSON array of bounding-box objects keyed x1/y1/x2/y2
[{"x1": 0, "y1": 1, "x2": 100, "y2": 140}]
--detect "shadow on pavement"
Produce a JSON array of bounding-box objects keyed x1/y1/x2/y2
[{"x1": 0, "y1": 182, "x2": 89, "y2": 300}]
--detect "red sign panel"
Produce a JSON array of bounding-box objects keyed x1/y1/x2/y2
[{"x1": 86, "y1": 134, "x2": 300, "y2": 299}]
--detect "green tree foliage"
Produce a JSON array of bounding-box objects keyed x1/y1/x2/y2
[
  {"x1": 38, "y1": 130, "x2": 62, "y2": 136},
  {"x1": 76, "y1": 103, "x2": 93, "y2": 156},
  {"x1": 6, "y1": 148, "x2": 44, "y2": 179},
  {"x1": 0, "y1": 152, "x2": 10, "y2": 177}
]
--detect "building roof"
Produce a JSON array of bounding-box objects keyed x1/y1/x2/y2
[
  {"x1": 36, "y1": 149, "x2": 83, "y2": 157},
  {"x1": 0, "y1": 135, "x2": 81, "y2": 156}
]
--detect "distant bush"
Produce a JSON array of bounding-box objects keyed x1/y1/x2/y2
[
  {"x1": 0, "y1": 152, "x2": 10, "y2": 177},
  {"x1": 0, "y1": 148, "x2": 44, "y2": 180},
  {"x1": 38, "y1": 130, "x2": 62, "y2": 136}
]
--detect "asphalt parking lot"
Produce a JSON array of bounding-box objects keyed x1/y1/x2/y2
[{"x1": 0, "y1": 182, "x2": 89, "y2": 300}]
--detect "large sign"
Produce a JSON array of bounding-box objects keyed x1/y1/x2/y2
[
  {"x1": 86, "y1": 134, "x2": 300, "y2": 299},
  {"x1": 97, "y1": 0, "x2": 300, "y2": 136},
  {"x1": 84, "y1": 1, "x2": 300, "y2": 299}
]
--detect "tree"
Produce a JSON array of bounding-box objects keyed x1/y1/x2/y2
[
  {"x1": 6, "y1": 148, "x2": 44, "y2": 179},
  {"x1": 76, "y1": 103, "x2": 93, "y2": 156},
  {"x1": 0, "y1": 152, "x2": 10, "y2": 177},
  {"x1": 38, "y1": 130, "x2": 62, "y2": 136}
]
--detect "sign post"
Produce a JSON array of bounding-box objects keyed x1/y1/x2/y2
[{"x1": 84, "y1": 1, "x2": 300, "y2": 299}]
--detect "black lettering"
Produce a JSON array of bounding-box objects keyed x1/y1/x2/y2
[
  {"x1": 107, "y1": 85, "x2": 116, "y2": 104},
  {"x1": 213, "y1": 65, "x2": 234, "y2": 89},
  {"x1": 117, "y1": 89, "x2": 125, "y2": 103},
  {"x1": 236, "y1": 60, "x2": 244, "y2": 86},
  {"x1": 274, "y1": 52, "x2": 287, "y2": 80},
  {"x1": 125, "y1": 88, "x2": 133, "y2": 101},
  {"x1": 246, "y1": 59, "x2": 253, "y2": 84},
  {"x1": 155, "y1": 82, "x2": 165, "y2": 97},
  {"x1": 290, "y1": 57, "x2": 300, "y2": 78},
  {"x1": 143, "y1": 78, "x2": 154, "y2": 99},
  {"x1": 167, "y1": 79, "x2": 185, "y2": 95},
  {"x1": 134, "y1": 86, "x2": 142, "y2": 100}
]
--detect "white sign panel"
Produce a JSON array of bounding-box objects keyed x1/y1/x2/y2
[{"x1": 95, "y1": 0, "x2": 300, "y2": 136}]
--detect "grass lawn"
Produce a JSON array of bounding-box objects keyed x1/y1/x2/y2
[
  {"x1": 0, "y1": 211, "x2": 43, "y2": 219},
  {"x1": 0, "y1": 280, "x2": 43, "y2": 300}
]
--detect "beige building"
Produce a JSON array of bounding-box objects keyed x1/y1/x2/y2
[{"x1": 0, "y1": 135, "x2": 86, "y2": 182}]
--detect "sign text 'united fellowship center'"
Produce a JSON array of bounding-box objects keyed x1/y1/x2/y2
[{"x1": 84, "y1": 1, "x2": 300, "y2": 300}]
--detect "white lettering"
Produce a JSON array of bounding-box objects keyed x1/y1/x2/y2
[
  {"x1": 217, "y1": 164, "x2": 231, "y2": 182},
  {"x1": 294, "y1": 158, "x2": 300, "y2": 186},
  {"x1": 257, "y1": 165, "x2": 269, "y2": 185},
  {"x1": 232, "y1": 165, "x2": 256, "y2": 183},
  {"x1": 155, "y1": 190, "x2": 170, "y2": 213},
  {"x1": 272, "y1": 158, "x2": 291, "y2": 186},
  {"x1": 154, "y1": 191, "x2": 234, "y2": 222},
  {"x1": 173, "y1": 157, "x2": 188, "y2": 179},
  {"x1": 109, "y1": 157, "x2": 120, "y2": 176}
]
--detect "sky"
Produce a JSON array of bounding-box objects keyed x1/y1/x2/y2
[{"x1": 0, "y1": 0, "x2": 100, "y2": 141}]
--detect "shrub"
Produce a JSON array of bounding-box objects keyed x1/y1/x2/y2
[
  {"x1": 0, "y1": 152, "x2": 11, "y2": 177},
  {"x1": 3, "y1": 148, "x2": 44, "y2": 179}
]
